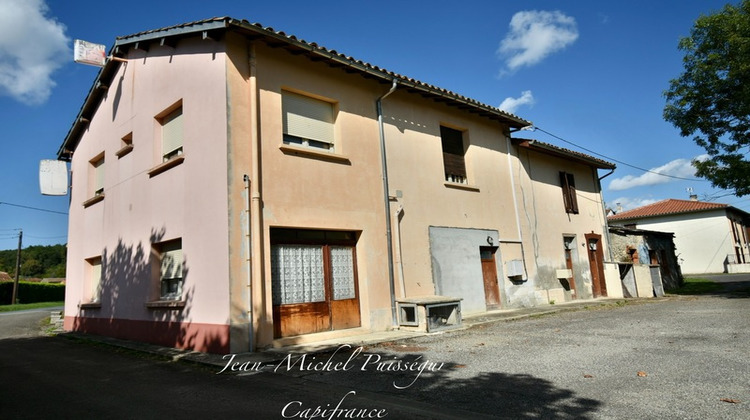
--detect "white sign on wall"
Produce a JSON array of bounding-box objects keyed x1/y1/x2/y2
[
  {"x1": 39, "y1": 160, "x2": 69, "y2": 196},
  {"x1": 73, "y1": 39, "x2": 106, "y2": 67}
]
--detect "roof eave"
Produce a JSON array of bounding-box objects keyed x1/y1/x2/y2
[
  {"x1": 58, "y1": 17, "x2": 533, "y2": 160},
  {"x1": 512, "y1": 138, "x2": 616, "y2": 170}
]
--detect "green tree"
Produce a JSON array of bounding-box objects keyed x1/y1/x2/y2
[{"x1": 664, "y1": 0, "x2": 750, "y2": 196}]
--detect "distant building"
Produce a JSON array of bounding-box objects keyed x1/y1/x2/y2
[
  {"x1": 58, "y1": 17, "x2": 621, "y2": 353},
  {"x1": 608, "y1": 198, "x2": 750, "y2": 274}
]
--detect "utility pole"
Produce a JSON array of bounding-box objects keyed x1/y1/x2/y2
[{"x1": 11, "y1": 229, "x2": 22, "y2": 304}]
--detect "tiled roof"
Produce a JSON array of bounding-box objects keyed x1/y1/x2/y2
[
  {"x1": 512, "y1": 138, "x2": 615, "y2": 169},
  {"x1": 58, "y1": 17, "x2": 533, "y2": 159},
  {"x1": 608, "y1": 199, "x2": 729, "y2": 221}
]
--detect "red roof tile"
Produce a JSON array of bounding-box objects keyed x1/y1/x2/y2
[{"x1": 608, "y1": 199, "x2": 729, "y2": 221}]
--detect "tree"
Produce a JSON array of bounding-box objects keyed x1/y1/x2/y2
[{"x1": 664, "y1": 0, "x2": 750, "y2": 196}]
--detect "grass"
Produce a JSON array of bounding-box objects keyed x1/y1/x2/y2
[
  {"x1": 669, "y1": 278, "x2": 724, "y2": 295},
  {"x1": 0, "y1": 301, "x2": 64, "y2": 312}
]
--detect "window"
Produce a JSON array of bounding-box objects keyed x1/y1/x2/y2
[
  {"x1": 90, "y1": 154, "x2": 105, "y2": 196},
  {"x1": 271, "y1": 242, "x2": 356, "y2": 304},
  {"x1": 282, "y1": 91, "x2": 335, "y2": 151},
  {"x1": 157, "y1": 239, "x2": 183, "y2": 301},
  {"x1": 87, "y1": 257, "x2": 102, "y2": 303},
  {"x1": 440, "y1": 126, "x2": 467, "y2": 184},
  {"x1": 116, "y1": 132, "x2": 133, "y2": 158},
  {"x1": 560, "y1": 172, "x2": 579, "y2": 214},
  {"x1": 160, "y1": 106, "x2": 183, "y2": 161}
]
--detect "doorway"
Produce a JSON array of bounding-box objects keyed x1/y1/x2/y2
[
  {"x1": 585, "y1": 233, "x2": 607, "y2": 298},
  {"x1": 270, "y1": 229, "x2": 361, "y2": 338},
  {"x1": 480, "y1": 247, "x2": 501, "y2": 309}
]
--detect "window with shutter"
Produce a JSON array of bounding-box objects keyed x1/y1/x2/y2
[
  {"x1": 161, "y1": 107, "x2": 183, "y2": 161},
  {"x1": 88, "y1": 257, "x2": 102, "y2": 303},
  {"x1": 440, "y1": 126, "x2": 467, "y2": 184},
  {"x1": 158, "y1": 239, "x2": 183, "y2": 300},
  {"x1": 560, "y1": 172, "x2": 579, "y2": 214},
  {"x1": 93, "y1": 156, "x2": 105, "y2": 196},
  {"x1": 282, "y1": 91, "x2": 335, "y2": 151}
]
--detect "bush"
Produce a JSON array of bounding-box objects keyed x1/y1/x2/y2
[{"x1": 0, "y1": 281, "x2": 65, "y2": 305}]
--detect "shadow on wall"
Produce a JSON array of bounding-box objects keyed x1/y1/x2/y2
[{"x1": 73, "y1": 228, "x2": 229, "y2": 353}]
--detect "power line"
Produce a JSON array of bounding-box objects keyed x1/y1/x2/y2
[
  {"x1": 531, "y1": 126, "x2": 708, "y2": 182},
  {"x1": 0, "y1": 201, "x2": 68, "y2": 215}
]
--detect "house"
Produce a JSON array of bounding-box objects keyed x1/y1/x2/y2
[
  {"x1": 608, "y1": 225, "x2": 682, "y2": 295},
  {"x1": 57, "y1": 17, "x2": 620, "y2": 354},
  {"x1": 608, "y1": 198, "x2": 750, "y2": 275}
]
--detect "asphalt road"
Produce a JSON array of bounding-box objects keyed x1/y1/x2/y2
[{"x1": 0, "y1": 279, "x2": 748, "y2": 419}]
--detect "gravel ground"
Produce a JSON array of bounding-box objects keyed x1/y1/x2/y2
[{"x1": 273, "y1": 296, "x2": 749, "y2": 419}]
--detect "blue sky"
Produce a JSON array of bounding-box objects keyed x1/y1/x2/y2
[{"x1": 0, "y1": 0, "x2": 744, "y2": 250}]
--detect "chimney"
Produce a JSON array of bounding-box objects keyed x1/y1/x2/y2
[{"x1": 690, "y1": 194, "x2": 698, "y2": 201}]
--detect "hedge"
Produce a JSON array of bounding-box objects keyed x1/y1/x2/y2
[{"x1": 0, "y1": 281, "x2": 65, "y2": 305}]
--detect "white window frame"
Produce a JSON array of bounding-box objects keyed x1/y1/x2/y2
[{"x1": 282, "y1": 91, "x2": 336, "y2": 152}]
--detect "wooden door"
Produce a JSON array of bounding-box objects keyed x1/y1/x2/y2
[
  {"x1": 564, "y1": 249, "x2": 577, "y2": 297},
  {"x1": 585, "y1": 233, "x2": 607, "y2": 298},
  {"x1": 271, "y1": 240, "x2": 361, "y2": 338},
  {"x1": 480, "y1": 247, "x2": 501, "y2": 309}
]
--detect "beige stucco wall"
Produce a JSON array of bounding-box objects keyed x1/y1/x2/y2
[
  {"x1": 249, "y1": 43, "x2": 392, "y2": 347},
  {"x1": 382, "y1": 93, "x2": 520, "y2": 303},
  {"x1": 512, "y1": 148, "x2": 615, "y2": 301},
  {"x1": 65, "y1": 38, "x2": 232, "y2": 348}
]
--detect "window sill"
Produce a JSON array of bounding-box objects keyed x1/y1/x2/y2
[
  {"x1": 444, "y1": 182, "x2": 480, "y2": 192},
  {"x1": 145, "y1": 300, "x2": 186, "y2": 309},
  {"x1": 83, "y1": 193, "x2": 105, "y2": 208},
  {"x1": 147, "y1": 155, "x2": 185, "y2": 177},
  {"x1": 79, "y1": 302, "x2": 101, "y2": 309},
  {"x1": 115, "y1": 144, "x2": 134, "y2": 158},
  {"x1": 279, "y1": 144, "x2": 351, "y2": 165}
]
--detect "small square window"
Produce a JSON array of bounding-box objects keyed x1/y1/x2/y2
[
  {"x1": 116, "y1": 132, "x2": 133, "y2": 158},
  {"x1": 282, "y1": 91, "x2": 335, "y2": 152}
]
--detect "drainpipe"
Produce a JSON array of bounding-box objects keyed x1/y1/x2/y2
[
  {"x1": 248, "y1": 42, "x2": 263, "y2": 350},
  {"x1": 377, "y1": 79, "x2": 398, "y2": 328},
  {"x1": 394, "y1": 204, "x2": 406, "y2": 298},
  {"x1": 597, "y1": 168, "x2": 616, "y2": 262},
  {"x1": 506, "y1": 136, "x2": 528, "y2": 274},
  {"x1": 243, "y1": 174, "x2": 253, "y2": 352}
]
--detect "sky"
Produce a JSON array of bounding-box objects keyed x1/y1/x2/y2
[{"x1": 0, "y1": 0, "x2": 745, "y2": 250}]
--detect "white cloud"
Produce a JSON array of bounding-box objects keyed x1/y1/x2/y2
[
  {"x1": 608, "y1": 156, "x2": 703, "y2": 191},
  {"x1": 499, "y1": 90, "x2": 535, "y2": 114},
  {"x1": 608, "y1": 197, "x2": 658, "y2": 212},
  {"x1": 0, "y1": 0, "x2": 70, "y2": 105},
  {"x1": 498, "y1": 10, "x2": 578, "y2": 74}
]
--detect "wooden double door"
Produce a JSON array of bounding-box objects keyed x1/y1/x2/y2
[{"x1": 271, "y1": 230, "x2": 361, "y2": 338}]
